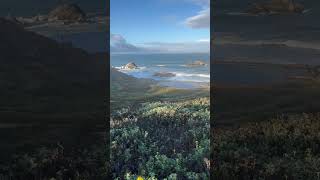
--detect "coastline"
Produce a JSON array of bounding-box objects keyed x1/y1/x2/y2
[
  {"x1": 111, "y1": 53, "x2": 210, "y2": 90},
  {"x1": 113, "y1": 67, "x2": 210, "y2": 90}
]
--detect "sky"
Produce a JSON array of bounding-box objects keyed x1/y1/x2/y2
[{"x1": 110, "y1": 0, "x2": 210, "y2": 53}]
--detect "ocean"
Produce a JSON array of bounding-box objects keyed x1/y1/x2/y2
[
  {"x1": 111, "y1": 53, "x2": 210, "y2": 89},
  {"x1": 211, "y1": 2, "x2": 320, "y2": 86}
]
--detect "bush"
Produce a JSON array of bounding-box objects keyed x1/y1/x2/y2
[
  {"x1": 1, "y1": 144, "x2": 108, "y2": 180},
  {"x1": 213, "y1": 113, "x2": 320, "y2": 179},
  {"x1": 111, "y1": 98, "x2": 210, "y2": 179}
]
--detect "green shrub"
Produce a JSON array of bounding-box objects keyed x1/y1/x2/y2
[
  {"x1": 0, "y1": 144, "x2": 108, "y2": 180},
  {"x1": 213, "y1": 113, "x2": 320, "y2": 179},
  {"x1": 111, "y1": 97, "x2": 210, "y2": 179}
]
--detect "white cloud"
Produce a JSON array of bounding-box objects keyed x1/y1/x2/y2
[
  {"x1": 189, "y1": 0, "x2": 210, "y2": 7},
  {"x1": 111, "y1": 33, "x2": 209, "y2": 54},
  {"x1": 183, "y1": 0, "x2": 210, "y2": 29},
  {"x1": 110, "y1": 34, "x2": 143, "y2": 53},
  {"x1": 111, "y1": 34, "x2": 130, "y2": 46},
  {"x1": 197, "y1": 38, "x2": 210, "y2": 42},
  {"x1": 161, "y1": 0, "x2": 209, "y2": 7},
  {"x1": 184, "y1": 8, "x2": 210, "y2": 29}
]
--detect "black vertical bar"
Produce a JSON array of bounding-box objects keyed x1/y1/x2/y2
[
  {"x1": 210, "y1": 0, "x2": 214, "y2": 179},
  {"x1": 106, "y1": 0, "x2": 111, "y2": 178}
]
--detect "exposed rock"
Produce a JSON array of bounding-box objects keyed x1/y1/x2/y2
[
  {"x1": 48, "y1": 4, "x2": 86, "y2": 22},
  {"x1": 246, "y1": 0, "x2": 304, "y2": 15},
  {"x1": 187, "y1": 60, "x2": 207, "y2": 67},
  {"x1": 124, "y1": 62, "x2": 138, "y2": 69},
  {"x1": 153, "y1": 72, "x2": 176, "y2": 77}
]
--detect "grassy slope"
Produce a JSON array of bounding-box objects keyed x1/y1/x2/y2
[
  {"x1": 110, "y1": 68, "x2": 209, "y2": 111},
  {"x1": 110, "y1": 69, "x2": 210, "y2": 179},
  {"x1": 213, "y1": 79, "x2": 320, "y2": 179},
  {"x1": 111, "y1": 97, "x2": 210, "y2": 179},
  {"x1": 213, "y1": 113, "x2": 320, "y2": 179}
]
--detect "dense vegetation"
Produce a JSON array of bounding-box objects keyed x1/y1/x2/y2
[
  {"x1": 0, "y1": 144, "x2": 108, "y2": 180},
  {"x1": 213, "y1": 113, "x2": 320, "y2": 179},
  {"x1": 111, "y1": 97, "x2": 210, "y2": 179}
]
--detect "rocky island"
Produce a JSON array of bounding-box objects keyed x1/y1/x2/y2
[
  {"x1": 186, "y1": 60, "x2": 207, "y2": 67},
  {"x1": 123, "y1": 62, "x2": 139, "y2": 69},
  {"x1": 153, "y1": 72, "x2": 176, "y2": 77},
  {"x1": 48, "y1": 3, "x2": 87, "y2": 22},
  {"x1": 246, "y1": 0, "x2": 304, "y2": 15},
  {"x1": 3, "y1": 3, "x2": 106, "y2": 36}
]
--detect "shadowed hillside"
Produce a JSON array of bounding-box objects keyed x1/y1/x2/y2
[
  {"x1": 0, "y1": 17, "x2": 106, "y2": 120},
  {"x1": 0, "y1": 17, "x2": 107, "y2": 163}
]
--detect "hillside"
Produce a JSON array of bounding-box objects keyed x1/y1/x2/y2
[
  {"x1": 111, "y1": 97, "x2": 210, "y2": 179},
  {"x1": 0, "y1": 18, "x2": 106, "y2": 119},
  {"x1": 110, "y1": 60, "x2": 210, "y2": 179},
  {"x1": 213, "y1": 113, "x2": 320, "y2": 179},
  {"x1": 0, "y1": 17, "x2": 107, "y2": 162}
]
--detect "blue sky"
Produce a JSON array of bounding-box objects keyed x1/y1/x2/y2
[{"x1": 110, "y1": 0, "x2": 210, "y2": 53}]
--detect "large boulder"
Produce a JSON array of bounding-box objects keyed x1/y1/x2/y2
[
  {"x1": 186, "y1": 60, "x2": 207, "y2": 67},
  {"x1": 124, "y1": 62, "x2": 138, "y2": 69},
  {"x1": 48, "y1": 4, "x2": 86, "y2": 22},
  {"x1": 246, "y1": 0, "x2": 304, "y2": 15}
]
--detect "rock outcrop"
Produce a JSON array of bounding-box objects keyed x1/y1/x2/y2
[
  {"x1": 153, "y1": 72, "x2": 176, "y2": 77},
  {"x1": 187, "y1": 60, "x2": 207, "y2": 67},
  {"x1": 124, "y1": 62, "x2": 138, "y2": 69},
  {"x1": 48, "y1": 4, "x2": 86, "y2": 22},
  {"x1": 246, "y1": 0, "x2": 304, "y2": 15}
]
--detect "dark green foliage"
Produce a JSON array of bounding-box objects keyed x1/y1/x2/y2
[
  {"x1": 213, "y1": 113, "x2": 320, "y2": 179},
  {"x1": 111, "y1": 98, "x2": 210, "y2": 179},
  {"x1": 0, "y1": 144, "x2": 108, "y2": 180}
]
